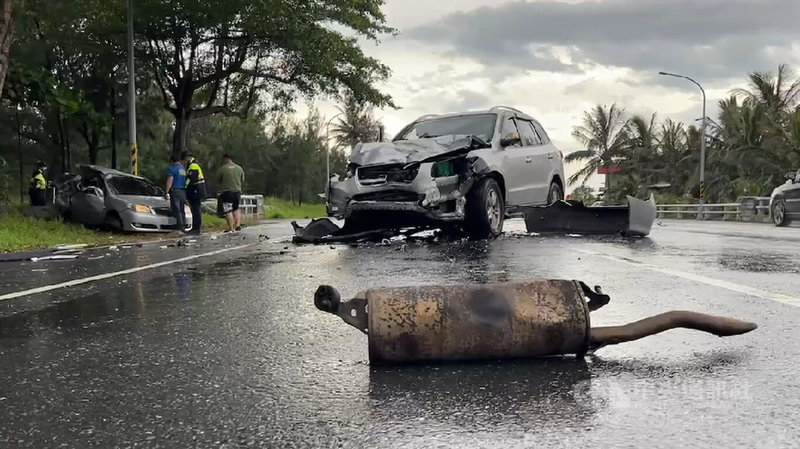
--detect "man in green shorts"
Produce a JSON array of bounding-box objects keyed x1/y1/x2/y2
[{"x1": 217, "y1": 154, "x2": 245, "y2": 232}]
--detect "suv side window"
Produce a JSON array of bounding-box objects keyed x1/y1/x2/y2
[
  {"x1": 532, "y1": 121, "x2": 550, "y2": 144},
  {"x1": 515, "y1": 119, "x2": 542, "y2": 146},
  {"x1": 500, "y1": 116, "x2": 522, "y2": 147}
]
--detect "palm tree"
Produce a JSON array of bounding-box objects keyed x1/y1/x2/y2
[
  {"x1": 567, "y1": 104, "x2": 630, "y2": 197},
  {"x1": 330, "y1": 94, "x2": 382, "y2": 149},
  {"x1": 657, "y1": 119, "x2": 693, "y2": 195},
  {"x1": 734, "y1": 64, "x2": 800, "y2": 113}
]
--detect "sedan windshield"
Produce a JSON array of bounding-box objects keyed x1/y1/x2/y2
[
  {"x1": 106, "y1": 175, "x2": 163, "y2": 196},
  {"x1": 396, "y1": 114, "x2": 496, "y2": 142}
]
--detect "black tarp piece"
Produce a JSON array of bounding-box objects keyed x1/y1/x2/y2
[
  {"x1": 291, "y1": 219, "x2": 398, "y2": 244},
  {"x1": 523, "y1": 195, "x2": 658, "y2": 237}
]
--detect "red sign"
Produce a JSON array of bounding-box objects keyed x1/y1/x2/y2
[{"x1": 598, "y1": 165, "x2": 621, "y2": 174}]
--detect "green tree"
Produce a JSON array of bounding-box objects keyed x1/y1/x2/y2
[
  {"x1": 567, "y1": 103, "x2": 630, "y2": 197},
  {"x1": 569, "y1": 185, "x2": 596, "y2": 204},
  {"x1": 131, "y1": 0, "x2": 395, "y2": 158}
]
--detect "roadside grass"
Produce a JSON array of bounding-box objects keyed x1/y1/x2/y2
[
  {"x1": 264, "y1": 197, "x2": 325, "y2": 219},
  {"x1": 0, "y1": 198, "x2": 322, "y2": 252},
  {"x1": 0, "y1": 211, "x2": 128, "y2": 252}
]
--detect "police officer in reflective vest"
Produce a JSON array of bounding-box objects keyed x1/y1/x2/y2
[
  {"x1": 181, "y1": 151, "x2": 206, "y2": 234},
  {"x1": 28, "y1": 161, "x2": 48, "y2": 206}
]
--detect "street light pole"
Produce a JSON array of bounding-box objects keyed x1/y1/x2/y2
[
  {"x1": 325, "y1": 113, "x2": 343, "y2": 208},
  {"x1": 126, "y1": 0, "x2": 138, "y2": 176},
  {"x1": 659, "y1": 71, "x2": 706, "y2": 220}
]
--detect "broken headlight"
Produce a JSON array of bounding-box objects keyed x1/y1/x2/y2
[{"x1": 345, "y1": 164, "x2": 357, "y2": 179}]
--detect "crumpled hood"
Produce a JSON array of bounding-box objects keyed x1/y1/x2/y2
[
  {"x1": 117, "y1": 195, "x2": 170, "y2": 208},
  {"x1": 348, "y1": 135, "x2": 487, "y2": 166}
]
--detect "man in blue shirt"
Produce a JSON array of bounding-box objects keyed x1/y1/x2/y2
[{"x1": 165, "y1": 155, "x2": 188, "y2": 232}]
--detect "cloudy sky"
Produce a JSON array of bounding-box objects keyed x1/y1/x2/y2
[{"x1": 306, "y1": 0, "x2": 800, "y2": 189}]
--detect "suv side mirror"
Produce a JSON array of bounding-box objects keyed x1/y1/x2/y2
[{"x1": 500, "y1": 132, "x2": 521, "y2": 148}]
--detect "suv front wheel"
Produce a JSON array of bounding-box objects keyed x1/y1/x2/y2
[
  {"x1": 465, "y1": 178, "x2": 504, "y2": 239},
  {"x1": 772, "y1": 198, "x2": 790, "y2": 227},
  {"x1": 547, "y1": 182, "x2": 564, "y2": 204}
]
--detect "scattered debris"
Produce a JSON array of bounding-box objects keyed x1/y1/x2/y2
[
  {"x1": 121, "y1": 245, "x2": 132, "y2": 249},
  {"x1": 291, "y1": 218, "x2": 432, "y2": 245},
  {"x1": 51, "y1": 244, "x2": 89, "y2": 251},
  {"x1": 30, "y1": 255, "x2": 79, "y2": 262},
  {"x1": 258, "y1": 234, "x2": 270, "y2": 242},
  {"x1": 159, "y1": 246, "x2": 169, "y2": 250},
  {"x1": 109, "y1": 246, "x2": 119, "y2": 251}
]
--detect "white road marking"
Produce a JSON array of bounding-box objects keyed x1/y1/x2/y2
[
  {"x1": 0, "y1": 243, "x2": 257, "y2": 302},
  {"x1": 574, "y1": 248, "x2": 800, "y2": 307}
]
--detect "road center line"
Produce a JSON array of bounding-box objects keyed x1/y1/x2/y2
[
  {"x1": 0, "y1": 243, "x2": 258, "y2": 302},
  {"x1": 574, "y1": 248, "x2": 800, "y2": 308}
]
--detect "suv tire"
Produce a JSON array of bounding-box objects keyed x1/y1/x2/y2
[
  {"x1": 465, "y1": 178, "x2": 504, "y2": 239},
  {"x1": 547, "y1": 181, "x2": 564, "y2": 204},
  {"x1": 772, "y1": 198, "x2": 790, "y2": 227}
]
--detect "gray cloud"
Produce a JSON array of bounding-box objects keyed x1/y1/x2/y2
[
  {"x1": 407, "y1": 0, "x2": 800, "y2": 80},
  {"x1": 442, "y1": 89, "x2": 492, "y2": 111}
]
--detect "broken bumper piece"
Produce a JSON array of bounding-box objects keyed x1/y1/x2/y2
[{"x1": 523, "y1": 195, "x2": 657, "y2": 237}]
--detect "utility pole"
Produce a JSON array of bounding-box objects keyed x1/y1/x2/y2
[
  {"x1": 659, "y1": 71, "x2": 706, "y2": 220},
  {"x1": 127, "y1": 0, "x2": 138, "y2": 175}
]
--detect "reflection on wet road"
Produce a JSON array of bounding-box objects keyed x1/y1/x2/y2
[{"x1": 1, "y1": 219, "x2": 799, "y2": 448}]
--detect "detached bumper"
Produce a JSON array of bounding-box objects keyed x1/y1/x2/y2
[{"x1": 523, "y1": 195, "x2": 657, "y2": 236}]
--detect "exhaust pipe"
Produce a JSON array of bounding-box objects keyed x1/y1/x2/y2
[{"x1": 314, "y1": 281, "x2": 756, "y2": 365}]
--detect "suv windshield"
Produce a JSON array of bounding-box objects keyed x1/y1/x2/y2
[
  {"x1": 396, "y1": 114, "x2": 496, "y2": 142},
  {"x1": 106, "y1": 174, "x2": 163, "y2": 196}
]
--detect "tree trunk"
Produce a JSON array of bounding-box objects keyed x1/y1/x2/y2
[
  {"x1": 604, "y1": 173, "x2": 610, "y2": 201},
  {"x1": 0, "y1": 0, "x2": 15, "y2": 103},
  {"x1": 16, "y1": 108, "x2": 22, "y2": 203},
  {"x1": 110, "y1": 84, "x2": 117, "y2": 169},
  {"x1": 88, "y1": 129, "x2": 99, "y2": 165},
  {"x1": 56, "y1": 112, "x2": 69, "y2": 173},
  {"x1": 172, "y1": 107, "x2": 191, "y2": 159}
]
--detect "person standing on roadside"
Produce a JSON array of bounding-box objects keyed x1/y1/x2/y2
[
  {"x1": 182, "y1": 151, "x2": 206, "y2": 235},
  {"x1": 165, "y1": 155, "x2": 188, "y2": 232},
  {"x1": 216, "y1": 154, "x2": 245, "y2": 232},
  {"x1": 28, "y1": 161, "x2": 48, "y2": 206}
]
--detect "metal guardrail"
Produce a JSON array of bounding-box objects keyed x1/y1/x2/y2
[
  {"x1": 656, "y1": 197, "x2": 771, "y2": 221},
  {"x1": 201, "y1": 194, "x2": 265, "y2": 215}
]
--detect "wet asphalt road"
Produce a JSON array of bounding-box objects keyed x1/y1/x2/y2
[{"x1": 1, "y1": 219, "x2": 799, "y2": 448}]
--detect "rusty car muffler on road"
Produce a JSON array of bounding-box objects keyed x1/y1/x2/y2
[{"x1": 314, "y1": 280, "x2": 756, "y2": 365}]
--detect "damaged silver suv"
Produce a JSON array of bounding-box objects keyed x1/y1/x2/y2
[{"x1": 327, "y1": 106, "x2": 565, "y2": 239}]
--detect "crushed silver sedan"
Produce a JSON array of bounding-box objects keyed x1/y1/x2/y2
[
  {"x1": 57, "y1": 165, "x2": 192, "y2": 233},
  {"x1": 328, "y1": 106, "x2": 566, "y2": 239}
]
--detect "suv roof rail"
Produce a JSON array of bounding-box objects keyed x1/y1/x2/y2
[
  {"x1": 414, "y1": 114, "x2": 440, "y2": 122},
  {"x1": 489, "y1": 106, "x2": 525, "y2": 115}
]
